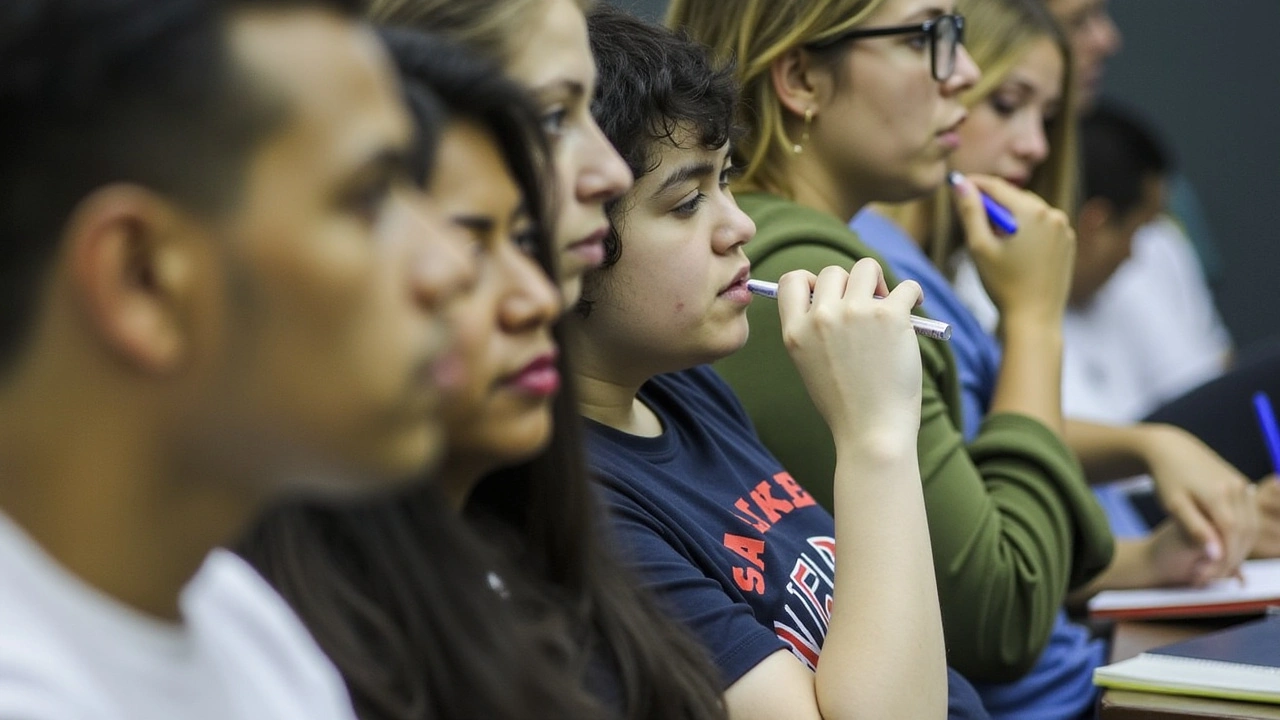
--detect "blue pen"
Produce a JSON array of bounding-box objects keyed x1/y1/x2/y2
[
  {"x1": 947, "y1": 171, "x2": 1019, "y2": 235},
  {"x1": 1253, "y1": 391, "x2": 1280, "y2": 477}
]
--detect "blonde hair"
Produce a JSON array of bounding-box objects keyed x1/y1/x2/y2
[
  {"x1": 667, "y1": 0, "x2": 890, "y2": 198},
  {"x1": 369, "y1": 0, "x2": 594, "y2": 67},
  {"x1": 884, "y1": 0, "x2": 1079, "y2": 270}
]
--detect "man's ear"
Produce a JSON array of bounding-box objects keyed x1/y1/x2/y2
[
  {"x1": 64, "y1": 185, "x2": 202, "y2": 374},
  {"x1": 1075, "y1": 196, "x2": 1116, "y2": 242},
  {"x1": 769, "y1": 46, "x2": 827, "y2": 118}
]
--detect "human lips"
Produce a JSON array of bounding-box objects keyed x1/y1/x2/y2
[
  {"x1": 563, "y1": 225, "x2": 609, "y2": 269},
  {"x1": 504, "y1": 350, "x2": 561, "y2": 398},
  {"x1": 718, "y1": 265, "x2": 752, "y2": 303},
  {"x1": 936, "y1": 112, "x2": 968, "y2": 149}
]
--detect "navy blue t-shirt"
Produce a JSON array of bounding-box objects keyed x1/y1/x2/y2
[{"x1": 586, "y1": 366, "x2": 990, "y2": 719}]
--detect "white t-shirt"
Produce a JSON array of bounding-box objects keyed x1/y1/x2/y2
[
  {"x1": 0, "y1": 511, "x2": 358, "y2": 720},
  {"x1": 953, "y1": 215, "x2": 1232, "y2": 424}
]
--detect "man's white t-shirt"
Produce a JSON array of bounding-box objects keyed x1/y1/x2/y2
[
  {"x1": 1059, "y1": 216, "x2": 1232, "y2": 424},
  {"x1": 0, "y1": 511, "x2": 358, "y2": 720},
  {"x1": 953, "y1": 215, "x2": 1232, "y2": 424}
]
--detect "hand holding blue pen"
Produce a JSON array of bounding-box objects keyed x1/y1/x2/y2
[
  {"x1": 947, "y1": 171, "x2": 1018, "y2": 235},
  {"x1": 1252, "y1": 391, "x2": 1280, "y2": 478}
]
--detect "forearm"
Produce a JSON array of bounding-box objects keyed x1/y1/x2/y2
[
  {"x1": 817, "y1": 439, "x2": 946, "y2": 720},
  {"x1": 921, "y1": 405, "x2": 1113, "y2": 680},
  {"x1": 1065, "y1": 419, "x2": 1161, "y2": 484},
  {"x1": 1067, "y1": 538, "x2": 1156, "y2": 603},
  {"x1": 989, "y1": 317, "x2": 1064, "y2": 434}
]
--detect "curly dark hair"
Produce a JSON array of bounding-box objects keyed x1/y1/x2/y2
[{"x1": 577, "y1": 4, "x2": 739, "y2": 316}]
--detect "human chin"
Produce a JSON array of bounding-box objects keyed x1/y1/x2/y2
[
  {"x1": 916, "y1": 157, "x2": 951, "y2": 194},
  {"x1": 284, "y1": 420, "x2": 443, "y2": 499},
  {"x1": 706, "y1": 312, "x2": 750, "y2": 363},
  {"x1": 462, "y1": 407, "x2": 555, "y2": 470},
  {"x1": 559, "y1": 272, "x2": 584, "y2": 308},
  {"x1": 883, "y1": 160, "x2": 947, "y2": 203}
]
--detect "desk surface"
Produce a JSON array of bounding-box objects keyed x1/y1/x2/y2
[{"x1": 1099, "y1": 619, "x2": 1280, "y2": 720}]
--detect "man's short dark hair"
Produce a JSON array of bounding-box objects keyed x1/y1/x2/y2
[
  {"x1": 0, "y1": 0, "x2": 364, "y2": 374},
  {"x1": 1081, "y1": 101, "x2": 1173, "y2": 219}
]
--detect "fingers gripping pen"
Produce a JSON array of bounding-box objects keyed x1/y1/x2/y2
[
  {"x1": 948, "y1": 171, "x2": 1018, "y2": 235},
  {"x1": 745, "y1": 279, "x2": 952, "y2": 341}
]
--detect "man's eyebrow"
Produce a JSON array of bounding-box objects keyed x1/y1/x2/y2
[
  {"x1": 654, "y1": 160, "x2": 717, "y2": 197},
  {"x1": 451, "y1": 214, "x2": 496, "y2": 235}
]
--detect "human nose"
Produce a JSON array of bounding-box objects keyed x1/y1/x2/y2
[
  {"x1": 406, "y1": 192, "x2": 476, "y2": 310},
  {"x1": 712, "y1": 193, "x2": 756, "y2": 254},
  {"x1": 576, "y1": 117, "x2": 633, "y2": 205},
  {"x1": 944, "y1": 44, "x2": 981, "y2": 95},
  {"x1": 1014, "y1": 116, "x2": 1050, "y2": 166},
  {"x1": 499, "y1": 249, "x2": 562, "y2": 333}
]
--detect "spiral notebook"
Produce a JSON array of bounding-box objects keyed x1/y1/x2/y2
[
  {"x1": 1093, "y1": 615, "x2": 1280, "y2": 704},
  {"x1": 1088, "y1": 558, "x2": 1280, "y2": 621}
]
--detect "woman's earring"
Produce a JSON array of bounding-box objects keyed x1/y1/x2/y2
[{"x1": 793, "y1": 107, "x2": 814, "y2": 155}]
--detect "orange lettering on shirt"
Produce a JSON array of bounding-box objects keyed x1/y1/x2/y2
[
  {"x1": 725, "y1": 533, "x2": 767, "y2": 595},
  {"x1": 723, "y1": 533, "x2": 766, "y2": 568},
  {"x1": 733, "y1": 566, "x2": 765, "y2": 594},
  {"x1": 750, "y1": 480, "x2": 794, "y2": 523},
  {"x1": 774, "y1": 472, "x2": 817, "y2": 508},
  {"x1": 732, "y1": 498, "x2": 771, "y2": 533}
]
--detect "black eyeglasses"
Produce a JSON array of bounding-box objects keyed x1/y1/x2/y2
[{"x1": 804, "y1": 13, "x2": 966, "y2": 82}]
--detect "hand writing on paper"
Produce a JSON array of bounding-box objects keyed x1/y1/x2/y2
[
  {"x1": 1146, "y1": 519, "x2": 1235, "y2": 588},
  {"x1": 1251, "y1": 478, "x2": 1280, "y2": 559},
  {"x1": 1145, "y1": 426, "x2": 1256, "y2": 578}
]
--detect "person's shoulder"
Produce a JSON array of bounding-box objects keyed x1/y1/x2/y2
[
  {"x1": 653, "y1": 365, "x2": 733, "y2": 398},
  {"x1": 736, "y1": 191, "x2": 861, "y2": 252},
  {"x1": 0, "y1": 684, "x2": 92, "y2": 720},
  {"x1": 184, "y1": 550, "x2": 357, "y2": 720},
  {"x1": 851, "y1": 207, "x2": 909, "y2": 241},
  {"x1": 652, "y1": 366, "x2": 754, "y2": 427},
  {"x1": 0, "y1": 614, "x2": 101, "y2": 720}
]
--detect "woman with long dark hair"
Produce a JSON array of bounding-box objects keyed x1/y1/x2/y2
[{"x1": 238, "y1": 29, "x2": 726, "y2": 720}]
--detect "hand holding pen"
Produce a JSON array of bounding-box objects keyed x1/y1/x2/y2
[
  {"x1": 747, "y1": 279, "x2": 951, "y2": 340},
  {"x1": 769, "y1": 260, "x2": 924, "y2": 443},
  {"x1": 1253, "y1": 391, "x2": 1280, "y2": 479},
  {"x1": 949, "y1": 172, "x2": 1075, "y2": 323},
  {"x1": 1251, "y1": 392, "x2": 1280, "y2": 558}
]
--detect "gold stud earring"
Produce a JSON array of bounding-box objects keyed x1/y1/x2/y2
[{"x1": 792, "y1": 107, "x2": 814, "y2": 155}]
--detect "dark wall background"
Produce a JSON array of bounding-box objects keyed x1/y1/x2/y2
[
  {"x1": 613, "y1": 0, "x2": 1280, "y2": 351},
  {"x1": 1105, "y1": 1, "x2": 1280, "y2": 353}
]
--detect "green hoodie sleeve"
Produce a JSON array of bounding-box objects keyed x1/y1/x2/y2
[{"x1": 715, "y1": 192, "x2": 1114, "y2": 681}]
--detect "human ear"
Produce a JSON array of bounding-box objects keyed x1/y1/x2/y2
[
  {"x1": 769, "y1": 47, "x2": 829, "y2": 118},
  {"x1": 65, "y1": 185, "x2": 203, "y2": 374}
]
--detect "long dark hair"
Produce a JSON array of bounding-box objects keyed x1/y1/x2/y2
[{"x1": 238, "y1": 29, "x2": 725, "y2": 720}]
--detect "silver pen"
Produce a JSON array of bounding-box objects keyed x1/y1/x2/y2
[{"x1": 746, "y1": 279, "x2": 952, "y2": 341}]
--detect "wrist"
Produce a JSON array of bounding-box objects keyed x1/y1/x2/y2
[
  {"x1": 832, "y1": 429, "x2": 919, "y2": 466},
  {"x1": 997, "y1": 312, "x2": 1064, "y2": 346},
  {"x1": 1133, "y1": 423, "x2": 1184, "y2": 467},
  {"x1": 1103, "y1": 537, "x2": 1162, "y2": 591}
]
